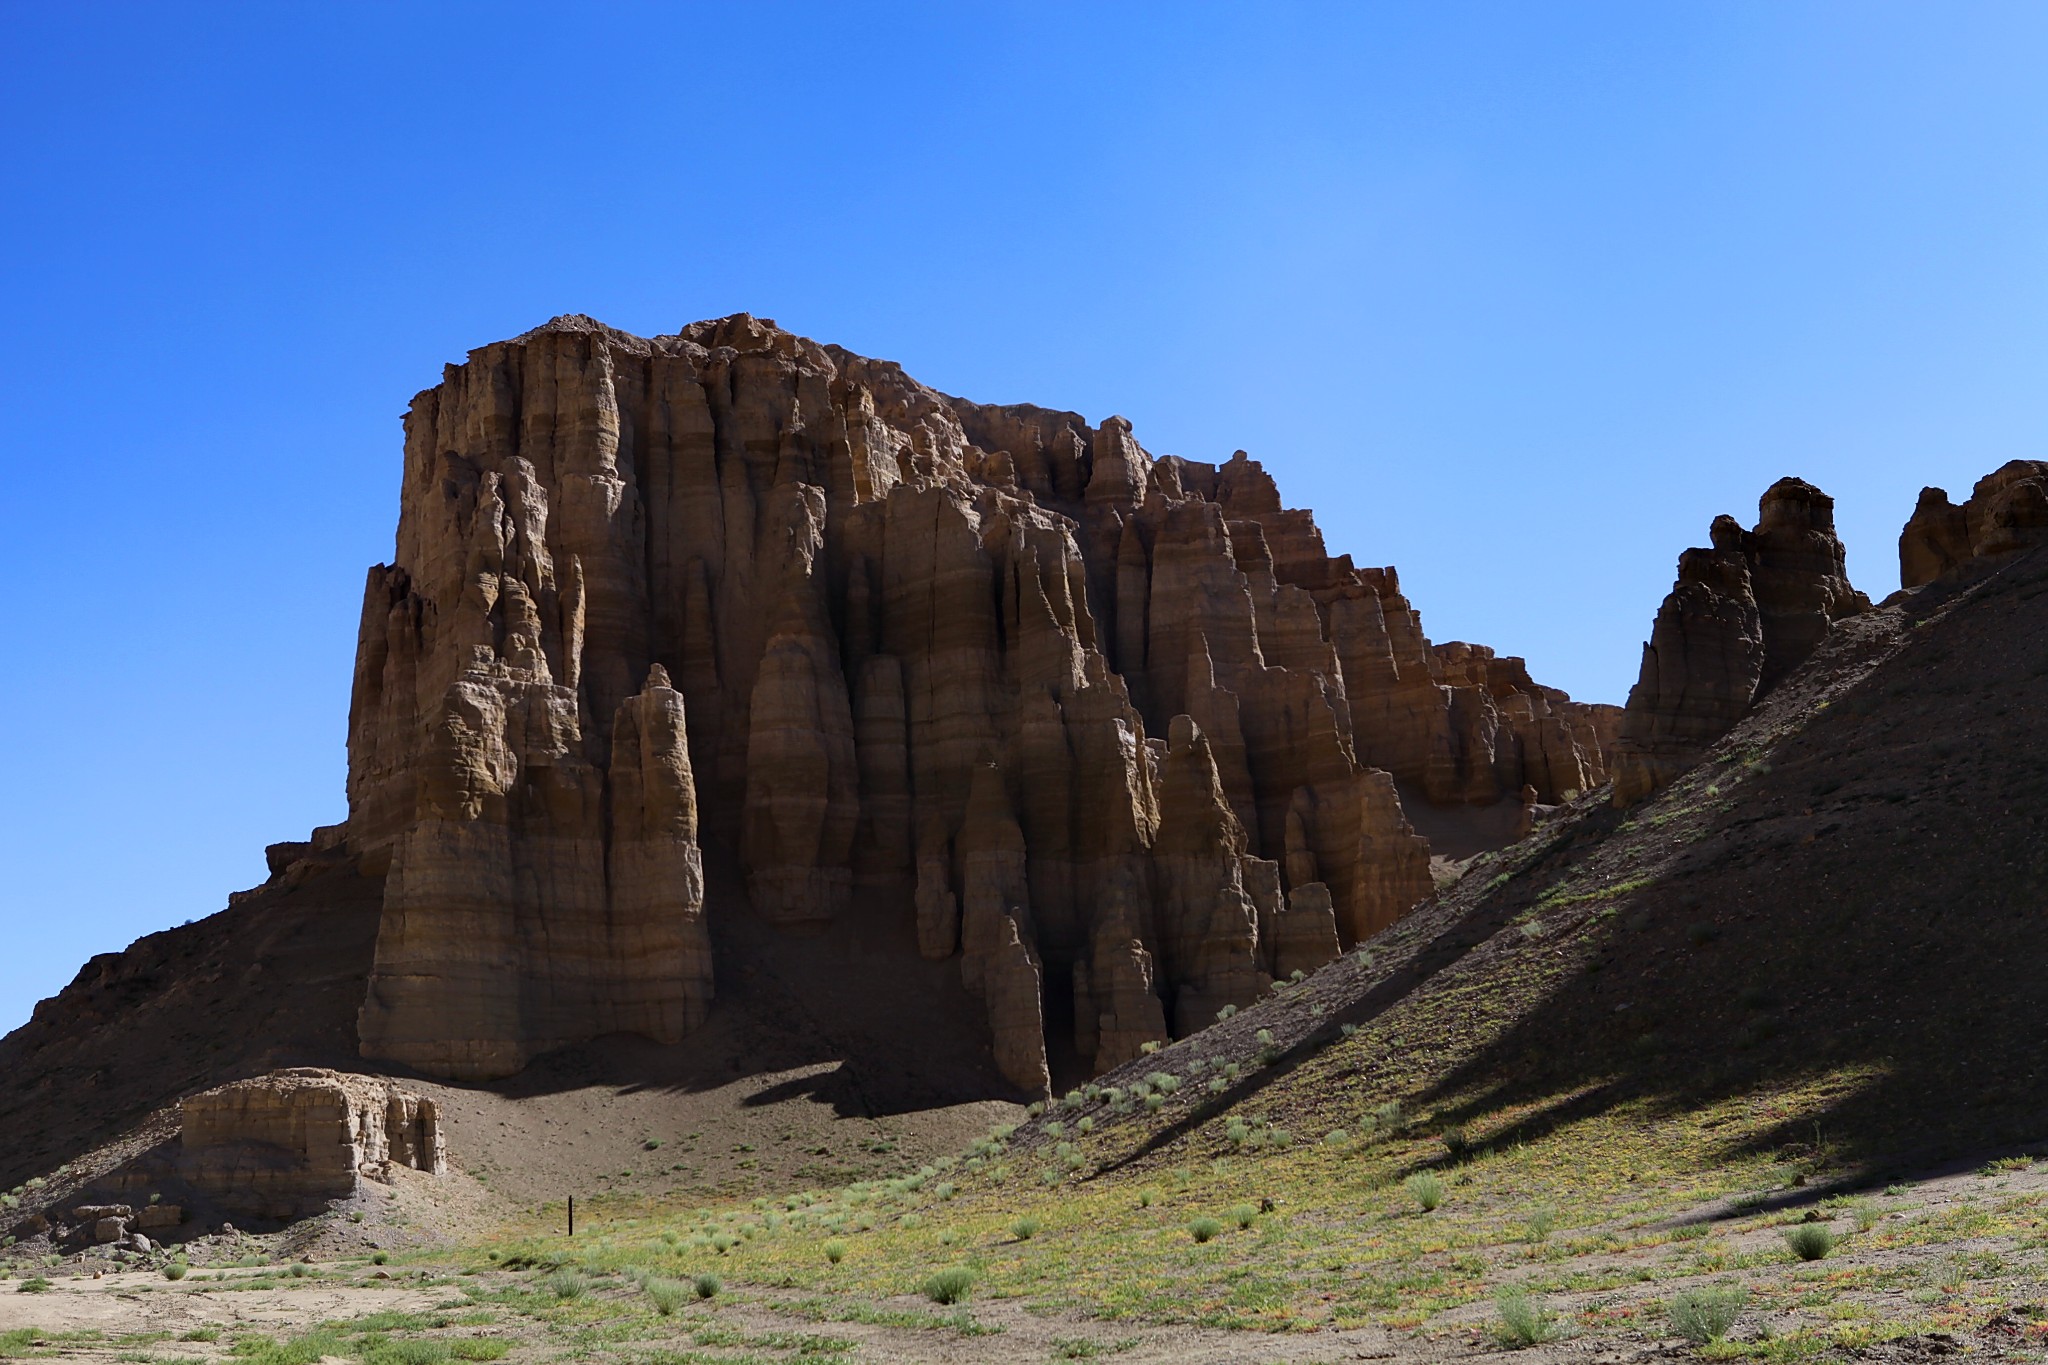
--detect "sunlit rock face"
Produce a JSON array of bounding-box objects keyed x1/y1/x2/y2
[
  {"x1": 1613, "y1": 477, "x2": 1870, "y2": 805},
  {"x1": 345, "y1": 314, "x2": 1614, "y2": 1087}
]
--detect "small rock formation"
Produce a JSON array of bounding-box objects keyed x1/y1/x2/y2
[
  {"x1": 342, "y1": 314, "x2": 1615, "y2": 1086},
  {"x1": 1613, "y1": 478, "x2": 1870, "y2": 803},
  {"x1": 180, "y1": 1069, "x2": 444, "y2": 1217},
  {"x1": 1900, "y1": 460, "x2": 2048, "y2": 587}
]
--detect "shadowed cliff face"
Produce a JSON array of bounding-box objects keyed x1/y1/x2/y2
[{"x1": 344, "y1": 313, "x2": 1618, "y2": 1088}]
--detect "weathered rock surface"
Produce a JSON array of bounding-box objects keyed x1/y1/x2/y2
[
  {"x1": 1900, "y1": 460, "x2": 2048, "y2": 588},
  {"x1": 1613, "y1": 478, "x2": 1869, "y2": 803},
  {"x1": 179, "y1": 1069, "x2": 443, "y2": 1218},
  {"x1": 344, "y1": 314, "x2": 1613, "y2": 1086}
]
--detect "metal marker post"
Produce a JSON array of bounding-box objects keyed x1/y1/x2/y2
[{"x1": 568, "y1": 1195, "x2": 575, "y2": 1237}]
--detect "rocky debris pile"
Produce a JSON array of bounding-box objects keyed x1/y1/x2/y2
[
  {"x1": 1612, "y1": 477, "x2": 1871, "y2": 804},
  {"x1": 20, "y1": 1199, "x2": 184, "y2": 1253},
  {"x1": 341, "y1": 313, "x2": 1615, "y2": 1091},
  {"x1": 179, "y1": 1069, "x2": 443, "y2": 1218},
  {"x1": 1900, "y1": 459, "x2": 2048, "y2": 588}
]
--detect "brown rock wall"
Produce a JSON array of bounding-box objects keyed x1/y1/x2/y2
[
  {"x1": 180, "y1": 1069, "x2": 443, "y2": 1219},
  {"x1": 343, "y1": 313, "x2": 1607, "y2": 1087}
]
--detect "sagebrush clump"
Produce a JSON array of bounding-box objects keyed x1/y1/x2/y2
[{"x1": 1667, "y1": 1284, "x2": 1747, "y2": 1343}]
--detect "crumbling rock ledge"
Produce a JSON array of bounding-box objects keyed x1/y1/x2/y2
[{"x1": 179, "y1": 1069, "x2": 444, "y2": 1219}]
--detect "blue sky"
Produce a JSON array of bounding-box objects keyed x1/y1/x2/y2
[{"x1": 2, "y1": 2, "x2": 2043, "y2": 1034}]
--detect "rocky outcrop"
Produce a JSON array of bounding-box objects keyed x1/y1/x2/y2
[
  {"x1": 1900, "y1": 460, "x2": 2048, "y2": 588},
  {"x1": 344, "y1": 314, "x2": 1611, "y2": 1086},
  {"x1": 179, "y1": 1069, "x2": 443, "y2": 1218},
  {"x1": 1613, "y1": 478, "x2": 1870, "y2": 803}
]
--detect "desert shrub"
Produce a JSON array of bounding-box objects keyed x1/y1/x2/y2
[
  {"x1": 1147, "y1": 1072, "x2": 1181, "y2": 1094},
  {"x1": 1208, "y1": 1077, "x2": 1227, "y2": 1094},
  {"x1": 1325, "y1": 1129, "x2": 1349, "y2": 1146},
  {"x1": 1440, "y1": 1124, "x2": 1469, "y2": 1157},
  {"x1": 1227, "y1": 1203, "x2": 1258, "y2": 1230},
  {"x1": 1341, "y1": 1023, "x2": 1359, "y2": 1038},
  {"x1": 1404, "y1": 1172, "x2": 1445, "y2": 1212},
  {"x1": 1076, "y1": 1118, "x2": 1094, "y2": 1135},
  {"x1": 1667, "y1": 1284, "x2": 1747, "y2": 1343},
  {"x1": 693, "y1": 1272, "x2": 721, "y2": 1299},
  {"x1": 370, "y1": 1251, "x2": 390, "y2": 1265},
  {"x1": 934, "y1": 1181, "x2": 957, "y2": 1199},
  {"x1": 288, "y1": 1261, "x2": 310, "y2": 1278},
  {"x1": 1140, "y1": 1040, "x2": 1161, "y2": 1055},
  {"x1": 1063, "y1": 1089, "x2": 1085, "y2": 1108},
  {"x1": 1493, "y1": 1285, "x2": 1563, "y2": 1346},
  {"x1": 1010, "y1": 1215, "x2": 1041, "y2": 1240},
  {"x1": 1215, "y1": 1004, "x2": 1237, "y2": 1021},
  {"x1": 1044, "y1": 1120, "x2": 1064, "y2": 1138},
  {"x1": 1137, "y1": 1189, "x2": 1156, "y2": 1208},
  {"x1": 163, "y1": 1261, "x2": 189, "y2": 1281},
  {"x1": 644, "y1": 1277, "x2": 686, "y2": 1314},
  {"x1": 1373, "y1": 1100, "x2": 1402, "y2": 1129},
  {"x1": 1188, "y1": 1217, "x2": 1223, "y2": 1243},
  {"x1": 449, "y1": 1345, "x2": 509, "y2": 1363},
  {"x1": 16, "y1": 1277, "x2": 49, "y2": 1293},
  {"x1": 823, "y1": 1239, "x2": 847, "y2": 1264},
  {"x1": 1144, "y1": 1094, "x2": 1165, "y2": 1112},
  {"x1": 544, "y1": 1268, "x2": 589, "y2": 1299},
  {"x1": 1525, "y1": 1203, "x2": 1558, "y2": 1242},
  {"x1": 923, "y1": 1266, "x2": 976, "y2": 1304},
  {"x1": 1255, "y1": 1028, "x2": 1274, "y2": 1046},
  {"x1": 1851, "y1": 1200, "x2": 1883, "y2": 1231},
  {"x1": 1783, "y1": 1224, "x2": 1835, "y2": 1261}
]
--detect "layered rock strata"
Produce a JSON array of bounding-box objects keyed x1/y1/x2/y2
[
  {"x1": 1613, "y1": 478, "x2": 1870, "y2": 804},
  {"x1": 180, "y1": 1069, "x2": 444, "y2": 1218},
  {"x1": 1900, "y1": 460, "x2": 2048, "y2": 588},
  {"x1": 345, "y1": 314, "x2": 1615, "y2": 1088}
]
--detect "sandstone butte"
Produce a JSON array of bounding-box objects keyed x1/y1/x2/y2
[{"x1": 338, "y1": 313, "x2": 1623, "y2": 1094}]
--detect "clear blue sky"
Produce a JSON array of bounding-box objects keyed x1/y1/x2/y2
[{"x1": 3, "y1": 2, "x2": 2043, "y2": 1035}]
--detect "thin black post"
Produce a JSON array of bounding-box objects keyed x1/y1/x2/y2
[{"x1": 568, "y1": 1195, "x2": 575, "y2": 1237}]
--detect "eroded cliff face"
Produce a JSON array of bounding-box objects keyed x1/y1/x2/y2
[
  {"x1": 345, "y1": 314, "x2": 1616, "y2": 1087},
  {"x1": 1612, "y1": 478, "x2": 1871, "y2": 805},
  {"x1": 1900, "y1": 460, "x2": 2048, "y2": 589}
]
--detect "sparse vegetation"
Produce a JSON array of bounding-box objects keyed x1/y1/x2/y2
[
  {"x1": 1187, "y1": 1216, "x2": 1223, "y2": 1243},
  {"x1": 1783, "y1": 1223, "x2": 1836, "y2": 1260},
  {"x1": 1492, "y1": 1284, "x2": 1564, "y2": 1346},
  {"x1": 1667, "y1": 1283, "x2": 1748, "y2": 1343},
  {"x1": 1404, "y1": 1171, "x2": 1445, "y2": 1211},
  {"x1": 543, "y1": 1267, "x2": 589, "y2": 1299},
  {"x1": 921, "y1": 1266, "x2": 975, "y2": 1303}
]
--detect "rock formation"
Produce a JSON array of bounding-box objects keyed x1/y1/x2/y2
[
  {"x1": 1613, "y1": 478, "x2": 1870, "y2": 803},
  {"x1": 343, "y1": 313, "x2": 1615, "y2": 1088},
  {"x1": 1900, "y1": 460, "x2": 2048, "y2": 588},
  {"x1": 179, "y1": 1069, "x2": 444, "y2": 1218}
]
